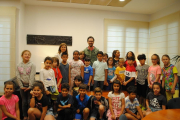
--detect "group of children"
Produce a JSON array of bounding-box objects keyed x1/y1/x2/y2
[{"x1": 0, "y1": 42, "x2": 179, "y2": 120}]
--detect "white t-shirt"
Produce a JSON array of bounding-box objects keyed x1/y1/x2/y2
[
  {"x1": 39, "y1": 68, "x2": 57, "y2": 90},
  {"x1": 54, "y1": 53, "x2": 62, "y2": 64},
  {"x1": 108, "y1": 91, "x2": 125, "y2": 110}
]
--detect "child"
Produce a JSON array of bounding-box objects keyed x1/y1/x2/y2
[
  {"x1": 55, "y1": 43, "x2": 68, "y2": 64},
  {"x1": 72, "y1": 75, "x2": 83, "y2": 97},
  {"x1": 16, "y1": 50, "x2": 36, "y2": 120},
  {"x1": 74, "y1": 84, "x2": 90, "y2": 120},
  {"x1": 125, "y1": 86, "x2": 144, "y2": 120},
  {"x1": 106, "y1": 57, "x2": 116, "y2": 90},
  {"x1": 59, "y1": 52, "x2": 70, "y2": 84},
  {"x1": 136, "y1": 54, "x2": 149, "y2": 110},
  {"x1": 88, "y1": 87, "x2": 108, "y2": 120},
  {"x1": 144, "y1": 82, "x2": 166, "y2": 115},
  {"x1": 92, "y1": 51, "x2": 108, "y2": 90},
  {"x1": 114, "y1": 58, "x2": 126, "y2": 85},
  {"x1": 123, "y1": 57, "x2": 136, "y2": 90},
  {"x1": 80, "y1": 51, "x2": 86, "y2": 64},
  {"x1": 84, "y1": 57, "x2": 93, "y2": 89},
  {"x1": 103, "y1": 53, "x2": 108, "y2": 62},
  {"x1": 148, "y1": 54, "x2": 161, "y2": 91},
  {"x1": 57, "y1": 83, "x2": 74, "y2": 120},
  {"x1": 112, "y1": 50, "x2": 120, "y2": 68},
  {"x1": 124, "y1": 51, "x2": 137, "y2": 68},
  {"x1": 52, "y1": 57, "x2": 63, "y2": 93},
  {"x1": 69, "y1": 50, "x2": 84, "y2": 92},
  {"x1": 107, "y1": 80, "x2": 126, "y2": 120},
  {"x1": 0, "y1": 81, "x2": 20, "y2": 120},
  {"x1": 161, "y1": 54, "x2": 179, "y2": 102},
  {"x1": 28, "y1": 81, "x2": 54, "y2": 120}
]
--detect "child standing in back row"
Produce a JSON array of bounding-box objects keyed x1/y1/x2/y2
[
  {"x1": 115, "y1": 58, "x2": 126, "y2": 85},
  {"x1": 84, "y1": 57, "x2": 93, "y2": 89},
  {"x1": 124, "y1": 51, "x2": 137, "y2": 68},
  {"x1": 112, "y1": 50, "x2": 120, "y2": 68}
]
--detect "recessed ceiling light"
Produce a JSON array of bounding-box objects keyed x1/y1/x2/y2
[{"x1": 119, "y1": 0, "x2": 125, "y2": 1}]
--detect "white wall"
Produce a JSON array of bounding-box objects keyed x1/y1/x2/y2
[{"x1": 24, "y1": 5, "x2": 150, "y2": 72}]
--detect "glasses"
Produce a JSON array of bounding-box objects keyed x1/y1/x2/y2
[{"x1": 151, "y1": 59, "x2": 157, "y2": 61}]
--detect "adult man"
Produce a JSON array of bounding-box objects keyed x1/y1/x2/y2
[{"x1": 84, "y1": 36, "x2": 99, "y2": 66}]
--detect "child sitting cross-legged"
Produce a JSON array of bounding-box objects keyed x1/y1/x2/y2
[
  {"x1": 74, "y1": 84, "x2": 90, "y2": 120},
  {"x1": 125, "y1": 86, "x2": 144, "y2": 120},
  {"x1": 88, "y1": 87, "x2": 108, "y2": 120},
  {"x1": 57, "y1": 83, "x2": 74, "y2": 120}
]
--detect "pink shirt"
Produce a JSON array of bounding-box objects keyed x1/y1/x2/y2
[
  {"x1": 0, "y1": 94, "x2": 19, "y2": 120},
  {"x1": 148, "y1": 65, "x2": 161, "y2": 85}
]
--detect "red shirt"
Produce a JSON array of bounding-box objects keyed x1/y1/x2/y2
[
  {"x1": 124, "y1": 60, "x2": 137, "y2": 68},
  {"x1": 52, "y1": 67, "x2": 63, "y2": 92}
]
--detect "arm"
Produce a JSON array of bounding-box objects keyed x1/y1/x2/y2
[
  {"x1": 92, "y1": 68, "x2": 95, "y2": 84},
  {"x1": 29, "y1": 97, "x2": 35, "y2": 108},
  {"x1": 127, "y1": 77, "x2": 135, "y2": 84},
  {"x1": 172, "y1": 73, "x2": 178, "y2": 93},
  {"x1": 154, "y1": 74, "x2": 161, "y2": 82},
  {"x1": 58, "y1": 104, "x2": 71, "y2": 109},
  {"x1": 0, "y1": 105, "x2": 18, "y2": 120},
  {"x1": 15, "y1": 102, "x2": 20, "y2": 120},
  {"x1": 16, "y1": 65, "x2": 24, "y2": 89},
  {"x1": 104, "y1": 69, "x2": 108, "y2": 85},
  {"x1": 125, "y1": 108, "x2": 138, "y2": 118},
  {"x1": 162, "y1": 105, "x2": 166, "y2": 110},
  {"x1": 69, "y1": 65, "x2": 71, "y2": 86},
  {"x1": 40, "y1": 106, "x2": 48, "y2": 120},
  {"x1": 146, "y1": 99, "x2": 151, "y2": 110},
  {"x1": 81, "y1": 65, "x2": 84, "y2": 79},
  {"x1": 108, "y1": 97, "x2": 115, "y2": 120},
  {"x1": 88, "y1": 76, "x2": 92, "y2": 86},
  {"x1": 40, "y1": 70, "x2": 47, "y2": 91},
  {"x1": 29, "y1": 64, "x2": 36, "y2": 89},
  {"x1": 110, "y1": 75, "x2": 117, "y2": 82},
  {"x1": 137, "y1": 106, "x2": 144, "y2": 119},
  {"x1": 119, "y1": 98, "x2": 125, "y2": 116}
]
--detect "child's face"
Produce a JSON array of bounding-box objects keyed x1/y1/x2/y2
[
  {"x1": 44, "y1": 60, "x2": 52, "y2": 69},
  {"x1": 151, "y1": 55, "x2": 158, "y2": 65},
  {"x1": 61, "y1": 88, "x2": 68, "y2": 97},
  {"x1": 95, "y1": 92, "x2": 102, "y2": 101},
  {"x1": 33, "y1": 86, "x2": 42, "y2": 97},
  {"x1": 52, "y1": 61, "x2": 58, "y2": 68},
  {"x1": 115, "y1": 51, "x2": 120, "y2": 57},
  {"x1": 61, "y1": 55, "x2": 68, "y2": 62},
  {"x1": 73, "y1": 52, "x2": 79, "y2": 60},
  {"x1": 108, "y1": 59, "x2": 113, "y2": 66},
  {"x1": 127, "y1": 60, "x2": 134, "y2": 66},
  {"x1": 4, "y1": 84, "x2": 14, "y2": 96},
  {"x1": 139, "y1": 59, "x2": 145, "y2": 65},
  {"x1": 74, "y1": 79, "x2": 82, "y2": 87},
  {"x1": 97, "y1": 54, "x2": 103, "y2": 61},
  {"x1": 103, "y1": 55, "x2": 108, "y2": 61},
  {"x1": 129, "y1": 93, "x2": 137, "y2": 100},
  {"x1": 79, "y1": 88, "x2": 86, "y2": 97},
  {"x1": 85, "y1": 61, "x2": 90, "y2": 66},
  {"x1": 113, "y1": 83, "x2": 120, "y2": 93},
  {"x1": 119, "y1": 60, "x2": 124, "y2": 67},
  {"x1": 22, "y1": 51, "x2": 31, "y2": 61},
  {"x1": 60, "y1": 45, "x2": 66, "y2": 53},
  {"x1": 128, "y1": 52, "x2": 133, "y2": 57},
  {"x1": 162, "y1": 56, "x2": 170, "y2": 66},
  {"x1": 153, "y1": 85, "x2": 160, "y2": 95},
  {"x1": 80, "y1": 54, "x2": 85, "y2": 59}
]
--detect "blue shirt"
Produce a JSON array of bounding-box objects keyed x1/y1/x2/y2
[
  {"x1": 84, "y1": 65, "x2": 93, "y2": 84},
  {"x1": 107, "y1": 66, "x2": 116, "y2": 80},
  {"x1": 125, "y1": 96, "x2": 139, "y2": 113}
]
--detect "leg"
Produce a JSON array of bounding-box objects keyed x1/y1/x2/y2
[
  {"x1": 99, "y1": 105, "x2": 105, "y2": 119},
  {"x1": 119, "y1": 114, "x2": 127, "y2": 120},
  {"x1": 44, "y1": 115, "x2": 55, "y2": 120},
  {"x1": 20, "y1": 89, "x2": 28, "y2": 119},
  {"x1": 83, "y1": 108, "x2": 90, "y2": 120},
  {"x1": 173, "y1": 90, "x2": 179, "y2": 99},
  {"x1": 28, "y1": 108, "x2": 41, "y2": 120},
  {"x1": 166, "y1": 91, "x2": 173, "y2": 102},
  {"x1": 63, "y1": 109, "x2": 73, "y2": 120},
  {"x1": 99, "y1": 81, "x2": 104, "y2": 90},
  {"x1": 125, "y1": 113, "x2": 138, "y2": 120},
  {"x1": 4, "y1": 118, "x2": 16, "y2": 120},
  {"x1": 93, "y1": 80, "x2": 98, "y2": 90}
]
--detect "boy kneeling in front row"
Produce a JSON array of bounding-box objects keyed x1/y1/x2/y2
[{"x1": 88, "y1": 87, "x2": 108, "y2": 120}]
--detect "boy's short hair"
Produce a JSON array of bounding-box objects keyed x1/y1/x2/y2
[
  {"x1": 80, "y1": 51, "x2": 85, "y2": 55},
  {"x1": 84, "y1": 57, "x2": 91, "y2": 62},
  {"x1": 97, "y1": 51, "x2": 103, "y2": 56},
  {"x1": 61, "y1": 52, "x2": 68, "y2": 57},
  {"x1": 61, "y1": 83, "x2": 69, "y2": 91},
  {"x1": 44, "y1": 56, "x2": 53, "y2": 63},
  {"x1": 127, "y1": 56, "x2": 135, "y2": 61},
  {"x1": 127, "y1": 86, "x2": 137, "y2": 94},
  {"x1": 119, "y1": 58, "x2": 125, "y2": 62},
  {"x1": 94, "y1": 87, "x2": 102, "y2": 94},
  {"x1": 87, "y1": 36, "x2": 95, "y2": 42},
  {"x1": 79, "y1": 84, "x2": 87, "y2": 90},
  {"x1": 137, "y1": 54, "x2": 146, "y2": 60}
]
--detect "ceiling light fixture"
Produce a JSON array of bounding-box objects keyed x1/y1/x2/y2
[{"x1": 119, "y1": 0, "x2": 125, "y2": 1}]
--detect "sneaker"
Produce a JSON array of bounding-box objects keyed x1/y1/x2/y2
[{"x1": 142, "y1": 106, "x2": 146, "y2": 111}]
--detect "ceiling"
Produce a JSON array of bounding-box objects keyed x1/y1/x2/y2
[{"x1": 22, "y1": 0, "x2": 180, "y2": 14}]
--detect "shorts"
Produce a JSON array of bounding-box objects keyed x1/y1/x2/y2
[
  {"x1": 75, "y1": 113, "x2": 82, "y2": 119},
  {"x1": 137, "y1": 80, "x2": 148, "y2": 98},
  {"x1": 90, "y1": 109, "x2": 106, "y2": 119},
  {"x1": 46, "y1": 107, "x2": 55, "y2": 117},
  {"x1": 149, "y1": 106, "x2": 162, "y2": 112}
]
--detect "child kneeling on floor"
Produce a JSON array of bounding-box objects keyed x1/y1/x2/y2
[{"x1": 88, "y1": 87, "x2": 108, "y2": 120}]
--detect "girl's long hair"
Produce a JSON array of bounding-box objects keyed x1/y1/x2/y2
[
  {"x1": 107, "y1": 57, "x2": 114, "y2": 66},
  {"x1": 112, "y1": 50, "x2": 119, "y2": 60},
  {"x1": 152, "y1": 54, "x2": 160, "y2": 65},
  {"x1": 111, "y1": 80, "x2": 122, "y2": 94},
  {"x1": 73, "y1": 75, "x2": 83, "y2": 87},
  {"x1": 32, "y1": 81, "x2": 46, "y2": 95},
  {"x1": 125, "y1": 51, "x2": 135, "y2": 60},
  {"x1": 58, "y1": 43, "x2": 68, "y2": 55},
  {"x1": 152, "y1": 82, "x2": 163, "y2": 95}
]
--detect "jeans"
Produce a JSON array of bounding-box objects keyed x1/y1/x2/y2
[
  {"x1": 93, "y1": 80, "x2": 104, "y2": 90},
  {"x1": 20, "y1": 89, "x2": 30, "y2": 117}
]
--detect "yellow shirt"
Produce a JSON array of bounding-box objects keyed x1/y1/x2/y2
[{"x1": 115, "y1": 66, "x2": 126, "y2": 84}]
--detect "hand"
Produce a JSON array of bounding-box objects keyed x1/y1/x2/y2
[
  {"x1": 117, "y1": 112, "x2": 122, "y2": 117},
  {"x1": 87, "y1": 83, "x2": 90, "y2": 86},
  {"x1": 21, "y1": 87, "x2": 26, "y2": 90},
  {"x1": 57, "y1": 108, "x2": 63, "y2": 111},
  {"x1": 136, "y1": 115, "x2": 141, "y2": 119},
  {"x1": 149, "y1": 85, "x2": 152, "y2": 89},
  {"x1": 111, "y1": 114, "x2": 116, "y2": 120},
  {"x1": 104, "y1": 81, "x2": 108, "y2": 86},
  {"x1": 30, "y1": 90, "x2": 34, "y2": 96},
  {"x1": 146, "y1": 108, "x2": 151, "y2": 111},
  {"x1": 46, "y1": 90, "x2": 51, "y2": 95},
  {"x1": 24, "y1": 88, "x2": 31, "y2": 92},
  {"x1": 94, "y1": 100, "x2": 101, "y2": 105},
  {"x1": 77, "y1": 109, "x2": 80, "y2": 113},
  {"x1": 171, "y1": 88, "x2": 175, "y2": 94},
  {"x1": 123, "y1": 81, "x2": 128, "y2": 86}
]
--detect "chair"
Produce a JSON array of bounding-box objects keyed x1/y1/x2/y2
[{"x1": 167, "y1": 97, "x2": 180, "y2": 109}]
